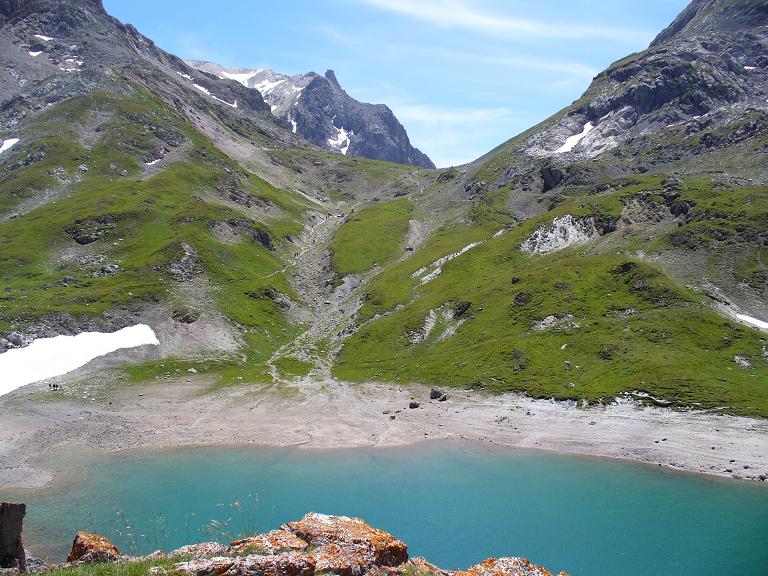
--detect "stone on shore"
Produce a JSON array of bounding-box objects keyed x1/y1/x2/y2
[{"x1": 66, "y1": 532, "x2": 120, "y2": 563}]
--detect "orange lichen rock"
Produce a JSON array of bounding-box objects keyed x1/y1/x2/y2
[
  {"x1": 459, "y1": 557, "x2": 557, "y2": 576},
  {"x1": 66, "y1": 532, "x2": 120, "y2": 563},
  {"x1": 310, "y1": 542, "x2": 374, "y2": 576},
  {"x1": 285, "y1": 513, "x2": 408, "y2": 567},
  {"x1": 170, "y1": 551, "x2": 315, "y2": 576},
  {"x1": 230, "y1": 531, "x2": 309, "y2": 555}
]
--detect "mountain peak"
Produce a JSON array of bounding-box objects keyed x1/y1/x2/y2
[
  {"x1": 188, "y1": 60, "x2": 434, "y2": 168},
  {"x1": 324, "y1": 69, "x2": 340, "y2": 88},
  {"x1": 651, "y1": 0, "x2": 768, "y2": 46},
  {"x1": 0, "y1": 0, "x2": 104, "y2": 19}
]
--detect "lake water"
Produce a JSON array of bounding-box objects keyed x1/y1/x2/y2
[{"x1": 8, "y1": 443, "x2": 768, "y2": 575}]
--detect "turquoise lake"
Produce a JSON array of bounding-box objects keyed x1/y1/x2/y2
[{"x1": 9, "y1": 443, "x2": 768, "y2": 575}]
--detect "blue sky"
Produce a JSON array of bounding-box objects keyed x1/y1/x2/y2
[{"x1": 104, "y1": 0, "x2": 688, "y2": 167}]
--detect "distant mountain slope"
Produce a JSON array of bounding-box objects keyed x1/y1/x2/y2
[{"x1": 188, "y1": 60, "x2": 435, "y2": 168}]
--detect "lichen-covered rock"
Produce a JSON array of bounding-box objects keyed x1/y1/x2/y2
[
  {"x1": 230, "y1": 530, "x2": 308, "y2": 555},
  {"x1": 387, "y1": 557, "x2": 453, "y2": 576},
  {"x1": 169, "y1": 552, "x2": 315, "y2": 576},
  {"x1": 459, "y1": 557, "x2": 569, "y2": 576},
  {"x1": 285, "y1": 513, "x2": 407, "y2": 567},
  {"x1": 66, "y1": 532, "x2": 119, "y2": 563},
  {"x1": 171, "y1": 542, "x2": 230, "y2": 558},
  {"x1": 310, "y1": 543, "x2": 373, "y2": 576}
]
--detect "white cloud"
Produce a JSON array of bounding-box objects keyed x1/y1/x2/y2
[{"x1": 358, "y1": 0, "x2": 650, "y2": 43}]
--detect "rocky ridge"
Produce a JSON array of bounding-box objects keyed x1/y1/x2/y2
[{"x1": 188, "y1": 60, "x2": 435, "y2": 168}]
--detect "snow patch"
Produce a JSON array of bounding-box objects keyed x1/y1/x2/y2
[
  {"x1": 290, "y1": 118, "x2": 298, "y2": 134},
  {"x1": 253, "y1": 77, "x2": 286, "y2": 95},
  {"x1": 0, "y1": 324, "x2": 159, "y2": 397},
  {"x1": 556, "y1": 122, "x2": 594, "y2": 153},
  {"x1": 0, "y1": 138, "x2": 19, "y2": 154},
  {"x1": 328, "y1": 126, "x2": 352, "y2": 155},
  {"x1": 736, "y1": 314, "x2": 768, "y2": 331},
  {"x1": 412, "y1": 242, "x2": 482, "y2": 285},
  {"x1": 219, "y1": 69, "x2": 261, "y2": 86},
  {"x1": 521, "y1": 214, "x2": 600, "y2": 254},
  {"x1": 58, "y1": 59, "x2": 84, "y2": 73},
  {"x1": 33, "y1": 34, "x2": 53, "y2": 42},
  {"x1": 176, "y1": 71, "x2": 194, "y2": 81},
  {"x1": 145, "y1": 158, "x2": 161, "y2": 166},
  {"x1": 192, "y1": 84, "x2": 238, "y2": 108},
  {"x1": 28, "y1": 50, "x2": 43, "y2": 57},
  {"x1": 744, "y1": 66, "x2": 757, "y2": 71}
]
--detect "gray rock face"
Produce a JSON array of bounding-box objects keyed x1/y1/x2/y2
[
  {"x1": 523, "y1": 16, "x2": 768, "y2": 159},
  {"x1": 471, "y1": 0, "x2": 768, "y2": 212},
  {"x1": 189, "y1": 61, "x2": 435, "y2": 168}
]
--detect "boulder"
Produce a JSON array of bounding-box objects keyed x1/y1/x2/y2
[
  {"x1": 66, "y1": 532, "x2": 120, "y2": 563},
  {"x1": 285, "y1": 514, "x2": 408, "y2": 568},
  {"x1": 429, "y1": 388, "x2": 444, "y2": 400},
  {"x1": 230, "y1": 530, "x2": 308, "y2": 555}
]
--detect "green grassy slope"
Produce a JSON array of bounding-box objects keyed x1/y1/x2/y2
[
  {"x1": 0, "y1": 89, "x2": 311, "y2": 382},
  {"x1": 329, "y1": 198, "x2": 413, "y2": 276},
  {"x1": 334, "y1": 176, "x2": 768, "y2": 417}
]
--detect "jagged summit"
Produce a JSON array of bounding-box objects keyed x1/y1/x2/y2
[{"x1": 188, "y1": 59, "x2": 435, "y2": 168}]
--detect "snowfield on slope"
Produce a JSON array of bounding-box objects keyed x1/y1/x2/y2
[
  {"x1": 0, "y1": 138, "x2": 19, "y2": 154},
  {"x1": 0, "y1": 325, "x2": 159, "y2": 396},
  {"x1": 556, "y1": 122, "x2": 594, "y2": 153}
]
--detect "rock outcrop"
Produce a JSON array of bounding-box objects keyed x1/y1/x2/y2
[{"x1": 42, "y1": 514, "x2": 568, "y2": 576}]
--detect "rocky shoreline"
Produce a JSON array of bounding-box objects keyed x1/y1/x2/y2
[{"x1": 1, "y1": 513, "x2": 567, "y2": 576}]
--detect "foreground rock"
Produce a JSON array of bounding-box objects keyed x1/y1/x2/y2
[
  {"x1": 66, "y1": 532, "x2": 120, "y2": 563},
  {"x1": 36, "y1": 513, "x2": 567, "y2": 576},
  {"x1": 151, "y1": 514, "x2": 567, "y2": 576}
]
